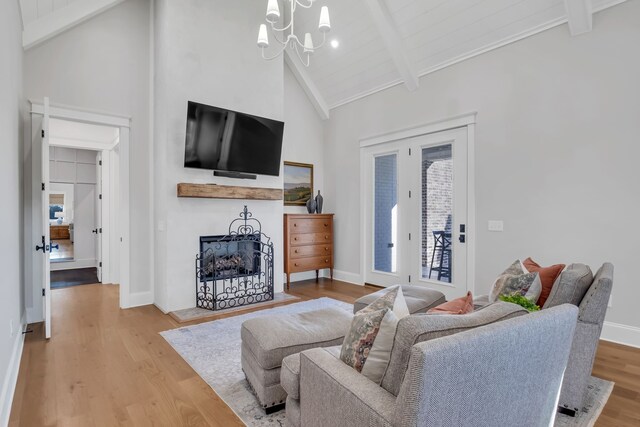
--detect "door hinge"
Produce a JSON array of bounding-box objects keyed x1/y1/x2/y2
[
  {"x1": 409, "y1": 233, "x2": 411, "y2": 241},
  {"x1": 408, "y1": 275, "x2": 412, "y2": 283},
  {"x1": 41, "y1": 130, "x2": 45, "y2": 138},
  {"x1": 99, "y1": 228, "x2": 102, "y2": 233},
  {"x1": 99, "y1": 160, "x2": 102, "y2": 166},
  {"x1": 409, "y1": 148, "x2": 412, "y2": 155},
  {"x1": 99, "y1": 194, "x2": 102, "y2": 200},
  {"x1": 409, "y1": 190, "x2": 412, "y2": 198},
  {"x1": 99, "y1": 262, "x2": 102, "y2": 267},
  {"x1": 41, "y1": 183, "x2": 45, "y2": 191},
  {"x1": 42, "y1": 288, "x2": 45, "y2": 296}
]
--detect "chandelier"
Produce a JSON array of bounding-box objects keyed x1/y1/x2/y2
[{"x1": 257, "y1": 0, "x2": 331, "y2": 67}]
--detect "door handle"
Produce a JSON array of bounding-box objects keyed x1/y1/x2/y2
[
  {"x1": 35, "y1": 236, "x2": 46, "y2": 253},
  {"x1": 49, "y1": 243, "x2": 59, "y2": 252},
  {"x1": 92, "y1": 229, "x2": 98, "y2": 234}
]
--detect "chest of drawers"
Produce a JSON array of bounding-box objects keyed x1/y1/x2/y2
[{"x1": 284, "y1": 214, "x2": 334, "y2": 289}]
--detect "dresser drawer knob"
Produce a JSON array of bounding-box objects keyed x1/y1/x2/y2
[
  {"x1": 294, "y1": 263, "x2": 299, "y2": 267},
  {"x1": 294, "y1": 237, "x2": 298, "y2": 241},
  {"x1": 325, "y1": 259, "x2": 329, "y2": 263},
  {"x1": 325, "y1": 247, "x2": 329, "y2": 251},
  {"x1": 324, "y1": 223, "x2": 329, "y2": 227},
  {"x1": 294, "y1": 250, "x2": 299, "y2": 253},
  {"x1": 294, "y1": 223, "x2": 297, "y2": 227},
  {"x1": 325, "y1": 236, "x2": 329, "y2": 239}
]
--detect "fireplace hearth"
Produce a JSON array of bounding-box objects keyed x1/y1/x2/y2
[{"x1": 195, "y1": 206, "x2": 274, "y2": 311}]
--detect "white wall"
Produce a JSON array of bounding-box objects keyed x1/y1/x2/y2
[
  {"x1": 153, "y1": 0, "x2": 285, "y2": 313},
  {"x1": 0, "y1": 0, "x2": 25, "y2": 424},
  {"x1": 324, "y1": 1, "x2": 640, "y2": 330},
  {"x1": 23, "y1": 0, "x2": 153, "y2": 306},
  {"x1": 283, "y1": 65, "x2": 327, "y2": 282}
]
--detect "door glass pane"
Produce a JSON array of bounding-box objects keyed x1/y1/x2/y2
[
  {"x1": 421, "y1": 144, "x2": 453, "y2": 282},
  {"x1": 374, "y1": 154, "x2": 398, "y2": 273}
]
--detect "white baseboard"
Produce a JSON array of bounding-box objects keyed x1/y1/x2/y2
[
  {"x1": 125, "y1": 291, "x2": 154, "y2": 309},
  {"x1": 601, "y1": 321, "x2": 640, "y2": 349},
  {"x1": 283, "y1": 269, "x2": 363, "y2": 286},
  {"x1": 333, "y1": 269, "x2": 363, "y2": 286},
  {"x1": 0, "y1": 318, "x2": 26, "y2": 427},
  {"x1": 49, "y1": 258, "x2": 96, "y2": 271}
]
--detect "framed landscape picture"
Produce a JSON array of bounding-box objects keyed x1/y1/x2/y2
[{"x1": 283, "y1": 161, "x2": 314, "y2": 206}]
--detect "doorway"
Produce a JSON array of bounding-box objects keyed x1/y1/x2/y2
[
  {"x1": 29, "y1": 99, "x2": 132, "y2": 338},
  {"x1": 361, "y1": 116, "x2": 476, "y2": 300}
]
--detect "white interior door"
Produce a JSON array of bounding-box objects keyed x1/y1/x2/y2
[
  {"x1": 363, "y1": 127, "x2": 470, "y2": 300},
  {"x1": 95, "y1": 152, "x2": 103, "y2": 282},
  {"x1": 40, "y1": 98, "x2": 52, "y2": 339}
]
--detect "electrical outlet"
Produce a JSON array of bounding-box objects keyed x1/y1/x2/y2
[{"x1": 608, "y1": 295, "x2": 613, "y2": 308}]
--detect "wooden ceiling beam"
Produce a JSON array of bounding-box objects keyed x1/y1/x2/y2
[
  {"x1": 564, "y1": 0, "x2": 593, "y2": 36},
  {"x1": 363, "y1": 0, "x2": 419, "y2": 91}
]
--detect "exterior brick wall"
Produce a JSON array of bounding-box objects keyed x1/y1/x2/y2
[{"x1": 422, "y1": 157, "x2": 453, "y2": 280}]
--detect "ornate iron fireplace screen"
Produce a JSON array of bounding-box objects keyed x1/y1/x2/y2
[{"x1": 196, "y1": 206, "x2": 274, "y2": 311}]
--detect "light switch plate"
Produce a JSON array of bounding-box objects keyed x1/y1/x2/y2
[{"x1": 488, "y1": 220, "x2": 504, "y2": 232}]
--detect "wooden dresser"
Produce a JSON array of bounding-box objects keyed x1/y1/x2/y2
[
  {"x1": 50, "y1": 224, "x2": 70, "y2": 240},
  {"x1": 284, "y1": 214, "x2": 334, "y2": 289}
]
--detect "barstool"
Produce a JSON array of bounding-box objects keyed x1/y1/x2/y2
[{"x1": 429, "y1": 231, "x2": 452, "y2": 281}]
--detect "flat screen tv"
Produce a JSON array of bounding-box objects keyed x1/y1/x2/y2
[{"x1": 184, "y1": 101, "x2": 284, "y2": 177}]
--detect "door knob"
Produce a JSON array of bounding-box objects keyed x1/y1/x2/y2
[
  {"x1": 49, "y1": 243, "x2": 59, "y2": 252},
  {"x1": 92, "y1": 228, "x2": 98, "y2": 234},
  {"x1": 35, "y1": 236, "x2": 46, "y2": 253}
]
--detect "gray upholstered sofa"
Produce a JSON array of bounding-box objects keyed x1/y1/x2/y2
[
  {"x1": 282, "y1": 303, "x2": 578, "y2": 427},
  {"x1": 474, "y1": 262, "x2": 613, "y2": 415}
]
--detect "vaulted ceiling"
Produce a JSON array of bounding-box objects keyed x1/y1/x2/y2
[{"x1": 19, "y1": 0, "x2": 627, "y2": 118}]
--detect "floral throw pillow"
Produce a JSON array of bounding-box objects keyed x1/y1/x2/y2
[
  {"x1": 489, "y1": 260, "x2": 542, "y2": 303},
  {"x1": 339, "y1": 308, "x2": 388, "y2": 372}
]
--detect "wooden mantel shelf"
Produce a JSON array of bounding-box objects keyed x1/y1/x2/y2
[{"x1": 177, "y1": 183, "x2": 283, "y2": 200}]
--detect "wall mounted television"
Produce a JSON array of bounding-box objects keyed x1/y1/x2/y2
[{"x1": 184, "y1": 101, "x2": 285, "y2": 178}]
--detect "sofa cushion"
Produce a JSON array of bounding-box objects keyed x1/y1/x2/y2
[
  {"x1": 523, "y1": 257, "x2": 565, "y2": 307},
  {"x1": 281, "y1": 346, "x2": 340, "y2": 400},
  {"x1": 543, "y1": 263, "x2": 593, "y2": 309},
  {"x1": 340, "y1": 308, "x2": 389, "y2": 372},
  {"x1": 241, "y1": 307, "x2": 352, "y2": 370},
  {"x1": 428, "y1": 291, "x2": 474, "y2": 315},
  {"x1": 354, "y1": 285, "x2": 445, "y2": 314},
  {"x1": 380, "y1": 302, "x2": 528, "y2": 396},
  {"x1": 489, "y1": 260, "x2": 542, "y2": 303}
]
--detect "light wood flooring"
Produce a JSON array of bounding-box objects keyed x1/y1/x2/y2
[{"x1": 9, "y1": 279, "x2": 640, "y2": 426}]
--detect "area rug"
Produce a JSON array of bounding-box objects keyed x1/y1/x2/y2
[
  {"x1": 169, "y1": 293, "x2": 301, "y2": 323},
  {"x1": 161, "y1": 298, "x2": 613, "y2": 427},
  {"x1": 554, "y1": 376, "x2": 614, "y2": 427},
  {"x1": 160, "y1": 297, "x2": 353, "y2": 426}
]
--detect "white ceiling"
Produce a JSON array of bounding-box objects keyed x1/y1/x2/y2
[
  {"x1": 19, "y1": 0, "x2": 627, "y2": 116},
  {"x1": 289, "y1": 0, "x2": 626, "y2": 110}
]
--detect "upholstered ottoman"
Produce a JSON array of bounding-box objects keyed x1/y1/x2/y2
[
  {"x1": 353, "y1": 284, "x2": 446, "y2": 314},
  {"x1": 241, "y1": 307, "x2": 352, "y2": 413}
]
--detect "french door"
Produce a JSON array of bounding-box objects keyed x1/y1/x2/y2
[
  {"x1": 40, "y1": 98, "x2": 52, "y2": 339},
  {"x1": 363, "y1": 127, "x2": 470, "y2": 300}
]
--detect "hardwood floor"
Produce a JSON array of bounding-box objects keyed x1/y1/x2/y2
[{"x1": 9, "y1": 279, "x2": 640, "y2": 426}]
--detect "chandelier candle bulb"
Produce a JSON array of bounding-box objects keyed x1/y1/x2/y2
[
  {"x1": 257, "y1": 24, "x2": 269, "y2": 48},
  {"x1": 318, "y1": 6, "x2": 331, "y2": 32},
  {"x1": 304, "y1": 33, "x2": 314, "y2": 54},
  {"x1": 266, "y1": 0, "x2": 280, "y2": 22}
]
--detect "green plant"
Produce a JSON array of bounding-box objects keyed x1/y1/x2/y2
[{"x1": 499, "y1": 293, "x2": 541, "y2": 312}]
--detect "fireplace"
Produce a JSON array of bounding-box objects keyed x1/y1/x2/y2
[{"x1": 195, "y1": 206, "x2": 274, "y2": 311}]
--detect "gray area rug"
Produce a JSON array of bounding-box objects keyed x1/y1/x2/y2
[
  {"x1": 161, "y1": 297, "x2": 353, "y2": 426},
  {"x1": 161, "y1": 298, "x2": 613, "y2": 427}
]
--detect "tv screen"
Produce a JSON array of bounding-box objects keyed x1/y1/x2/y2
[{"x1": 184, "y1": 101, "x2": 284, "y2": 176}]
